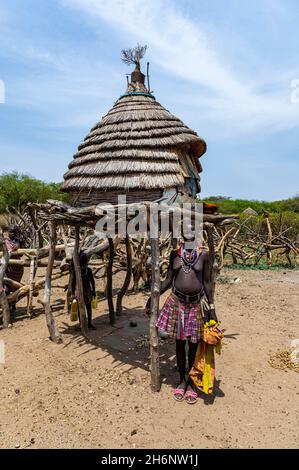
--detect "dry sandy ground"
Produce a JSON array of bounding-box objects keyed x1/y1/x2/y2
[{"x1": 0, "y1": 268, "x2": 298, "y2": 449}]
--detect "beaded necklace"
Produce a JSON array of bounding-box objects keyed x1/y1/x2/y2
[{"x1": 177, "y1": 242, "x2": 203, "y2": 274}]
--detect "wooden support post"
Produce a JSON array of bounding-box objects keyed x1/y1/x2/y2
[
  {"x1": 116, "y1": 235, "x2": 132, "y2": 316},
  {"x1": 265, "y1": 215, "x2": 273, "y2": 266},
  {"x1": 28, "y1": 205, "x2": 43, "y2": 249},
  {"x1": 107, "y1": 237, "x2": 115, "y2": 325},
  {"x1": 206, "y1": 224, "x2": 218, "y2": 297},
  {"x1": 73, "y1": 226, "x2": 88, "y2": 336},
  {"x1": 0, "y1": 234, "x2": 11, "y2": 328},
  {"x1": 27, "y1": 256, "x2": 35, "y2": 318},
  {"x1": 44, "y1": 221, "x2": 62, "y2": 343},
  {"x1": 149, "y1": 236, "x2": 161, "y2": 392}
]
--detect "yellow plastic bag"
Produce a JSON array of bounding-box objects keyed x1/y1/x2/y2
[
  {"x1": 91, "y1": 294, "x2": 98, "y2": 310},
  {"x1": 70, "y1": 299, "x2": 78, "y2": 322}
]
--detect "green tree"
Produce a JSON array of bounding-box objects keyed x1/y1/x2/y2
[
  {"x1": 202, "y1": 196, "x2": 298, "y2": 215},
  {"x1": 0, "y1": 172, "x2": 68, "y2": 213}
]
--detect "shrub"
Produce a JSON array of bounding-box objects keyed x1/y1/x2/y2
[{"x1": 0, "y1": 172, "x2": 68, "y2": 213}]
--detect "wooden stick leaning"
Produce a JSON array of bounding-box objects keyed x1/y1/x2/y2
[
  {"x1": 73, "y1": 226, "x2": 88, "y2": 337},
  {"x1": 116, "y1": 235, "x2": 132, "y2": 316},
  {"x1": 107, "y1": 238, "x2": 115, "y2": 325},
  {"x1": 0, "y1": 231, "x2": 11, "y2": 328},
  {"x1": 43, "y1": 220, "x2": 62, "y2": 343},
  {"x1": 149, "y1": 236, "x2": 161, "y2": 392}
]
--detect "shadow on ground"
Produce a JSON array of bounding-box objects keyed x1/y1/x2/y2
[
  {"x1": 60, "y1": 302, "x2": 178, "y2": 386},
  {"x1": 59, "y1": 299, "x2": 230, "y2": 402}
]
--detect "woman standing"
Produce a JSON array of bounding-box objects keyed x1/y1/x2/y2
[{"x1": 146, "y1": 241, "x2": 217, "y2": 404}]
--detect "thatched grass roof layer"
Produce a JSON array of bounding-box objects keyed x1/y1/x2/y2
[{"x1": 62, "y1": 94, "x2": 206, "y2": 194}]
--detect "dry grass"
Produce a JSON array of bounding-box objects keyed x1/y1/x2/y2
[{"x1": 269, "y1": 349, "x2": 299, "y2": 373}]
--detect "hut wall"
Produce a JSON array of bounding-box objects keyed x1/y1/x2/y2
[{"x1": 70, "y1": 189, "x2": 163, "y2": 206}]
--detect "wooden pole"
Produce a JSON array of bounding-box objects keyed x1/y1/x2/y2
[
  {"x1": 28, "y1": 205, "x2": 43, "y2": 249},
  {"x1": 0, "y1": 243, "x2": 75, "y2": 258},
  {"x1": 27, "y1": 256, "x2": 35, "y2": 318},
  {"x1": 265, "y1": 215, "x2": 273, "y2": 266},
  {"x1": 8, "y1": 271, "x2": 67, "y2": 304},
  {"x1": 44, "y1": 221, "x2": 62, "y2": 343},
  {"x1": 206, "y1": 224, "x2": 218, "y2": 297},
  {"x1": 6, "y1": 259, "x2": 61, "y2": 267},
  {"x1": 116, "y1": 235, "x2": 132, "y2": 316},
  {"x1": 0, "y1": 234, "x2": 11, "y2": 328},
  {"x1": 32, "y1": 224, "x2": 41, "y2": 305},
  {"x1": 107, "y1": 237, "x2": 115, "y2": 325},
  {"x1": 73, "y1": 226, "x2": 88, "y2": 336},
  {"x1": 149, "y1": 236, "x2": 161, "y2": 392}
]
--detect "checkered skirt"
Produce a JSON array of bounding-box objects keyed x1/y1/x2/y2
[{"x1": 156, "y1": 293, "x2": 204, "y2": 343}]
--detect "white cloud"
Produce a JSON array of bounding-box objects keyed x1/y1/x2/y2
[
  {"x1": 62, "y1": 0, "x2": 299, "y2": 137},
  {"x1": 62, "y1": 0, "x2": 249, "y2": 97},
  {"x1": 0, "y1": 23, "x2": 120, "y2": 127}
]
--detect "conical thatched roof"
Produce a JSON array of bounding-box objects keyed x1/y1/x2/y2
[{"x1": 62, "y1": 55, "x2": 206, "y2": 206}]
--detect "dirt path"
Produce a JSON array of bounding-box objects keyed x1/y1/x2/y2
[{"x1": 0, "y1": 269, "x2": 298, "y2": 449}]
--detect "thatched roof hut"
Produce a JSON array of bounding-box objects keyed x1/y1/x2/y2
[{"x1": 62, "y1": 49, "x2": 206, "y2": 206}]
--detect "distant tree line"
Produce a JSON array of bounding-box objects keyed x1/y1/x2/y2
[
  {"x1": 0, "y1": 172, "x2": 68, "y2": 213},
  {"x1": 0, "y1": 173, "x2": 298, "y2": 236},
  {"x1": 203, "y1": 195, "x2": 299, "y2": 243},
  {"x1": 203, "y1": 195, "x2": 299, "y2": 214}
]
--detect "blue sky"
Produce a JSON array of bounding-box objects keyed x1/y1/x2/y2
[{"x1": 0, "y1": 0, "x2": 298, "y2": 200}]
